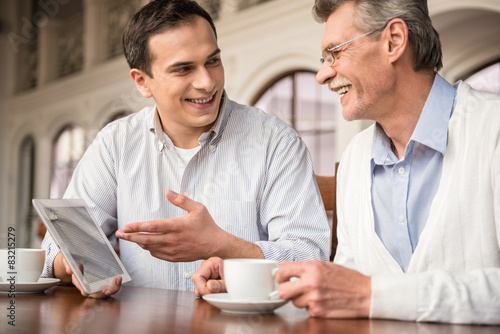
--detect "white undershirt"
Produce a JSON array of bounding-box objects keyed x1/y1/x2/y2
[{"x1": 174, "y1": 145, "x2": 201, "y2": 165}]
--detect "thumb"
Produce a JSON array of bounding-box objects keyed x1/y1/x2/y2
[
  {"x1": 165, "y1": 190, "x2": 198, "y2": 212},
  {"x1": 207, "y1": 279, "x2": 227, "y2": 294}
]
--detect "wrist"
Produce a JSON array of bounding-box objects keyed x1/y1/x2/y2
[
  {"x1": 212, "y1": 232, "x2": 264, "y2": 259},
  {"x1": 361, "y1": 276, "x2": 372, "y2": 317}
]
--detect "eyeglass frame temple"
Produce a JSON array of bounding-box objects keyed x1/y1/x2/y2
[
  {"x1": 326, "y1": 29, "x2": 377, "y2": 53},
  {"x1": 321, "y1": 20, "x2": 392, "y2": 64}
]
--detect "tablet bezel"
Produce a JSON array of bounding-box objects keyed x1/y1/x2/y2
[{"x1": 33, "y1": 198, "x2": 131, "y2": 294}]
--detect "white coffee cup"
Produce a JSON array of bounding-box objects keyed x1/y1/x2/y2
[
  {"x1": 0, "y1": 248, "x2": 46, "y2": 283},
  {"x1": 224, "y1": 259, "x2": 279, "y2": 301}
]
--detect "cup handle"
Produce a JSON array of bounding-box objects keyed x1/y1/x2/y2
[
  {"x1": 269, "y1": 290, "x2": 281, "y2": 300},
  {"x1": 268, "y1": 267, "x2": 299, "y2": 300},
  {"x1": 269, "y1": 267, "x2": 281, "y2": 300}
]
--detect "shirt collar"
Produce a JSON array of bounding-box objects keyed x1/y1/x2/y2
[
  {"x1": 199, "y1": 91, "x2": 231, "y2": 146},
  {"x1": 149, "y1": 91, "x2": 231, "y2": 150},
  {"x1": 371, "y1": 74, "x2": 456, "y2": 165},
  {"x1": 372, "y1": 123, "x2": 397, "y2": 165},
  {"x1": 150, "y1": 108, "x2": 166, "y2": 144},
  {"x1": 410, "y1": 74, "x2": 456, "y2": 155}
]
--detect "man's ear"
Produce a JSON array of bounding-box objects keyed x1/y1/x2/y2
[
  {"x1": 383, "y1": 18, "x2": 409, "y2": 64},
  {"x1": 130, "y1": 69, "x2": 153, "y2": 98}
]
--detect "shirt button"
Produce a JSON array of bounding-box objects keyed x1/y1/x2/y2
[
  {"x1": 399, "y1": 215, "x2": 405, "y2": 223},
  {"x1": 398, "y1": 167, "x2": 405, "y2": 174},
  {"x1": 184, "y1": 272, "x2": 191, "y2": 279},
  {"x1": 182, "y1": 191, "x2": 189, "y2": 197},
  {"x1": 158, "y1": 142, "x2": 164, "y2": 151},
  {"x1": 210, "y1": 144, "x2": 215, "y2": 150}
]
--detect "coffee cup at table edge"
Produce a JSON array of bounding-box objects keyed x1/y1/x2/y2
[
  {"x1": 0, "y1": 248, "x2": 46, "y2": 283},
  {"x1": 223, "y1": 258, "x2": 279, "y2": 301}
]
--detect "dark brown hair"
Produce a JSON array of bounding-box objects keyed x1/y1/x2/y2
[{"x1": 123, "y1": 0, "x2": 217, "y2": 77}]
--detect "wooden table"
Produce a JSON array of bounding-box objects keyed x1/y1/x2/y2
[{"x1": 1, "y1": 284, "x2": 499, "y2": 333}]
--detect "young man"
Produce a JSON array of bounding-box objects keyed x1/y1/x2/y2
[
  {"x1": 194, "y1": 0, "x2": 500, "y2": 325},
  {"x1": 41, "y1": 0, "x2": 329, "y2": 298}
]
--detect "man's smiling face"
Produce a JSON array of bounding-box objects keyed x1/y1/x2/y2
[
  {"x1": 316, "y1": 3, "x2": 390, "y2": 122},
  {"x1": 139, "y1": 16, "x2": 225, "y2": 142}
]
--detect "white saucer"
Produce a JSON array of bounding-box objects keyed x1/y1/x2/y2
[
  {"x1": 203, "y1": 293, "x2": 289, "y2": 314},
  {"x1": 0, "y1": 278, "x2": 60, "y2": 294}
]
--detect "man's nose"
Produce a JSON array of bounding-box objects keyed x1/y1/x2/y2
[
  {"x1": 193, "y1": 67, "x2": 216, "y2": 91},
  {"x1": 316, "y1": 63, "x2": 336, "y2": 85}
]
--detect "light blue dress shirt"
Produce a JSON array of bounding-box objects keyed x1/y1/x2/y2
[{"x1": 371, "y1": 74, "x2": 457, "y2": 271}]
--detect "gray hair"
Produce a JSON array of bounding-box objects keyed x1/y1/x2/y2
[{"x1": 312, "y1": 0, "x2": 442, "y2": 72}]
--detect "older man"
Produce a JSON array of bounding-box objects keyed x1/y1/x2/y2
[{"x1": 276, "y1": 0, "x2": 500, "y2": 324}]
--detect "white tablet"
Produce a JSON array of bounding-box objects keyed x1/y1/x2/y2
[{"x1": 33, "y1": 198, "x2": 131, "y2": 294}]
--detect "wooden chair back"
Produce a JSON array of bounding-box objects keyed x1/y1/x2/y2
[{"x1": 315, "y1": 162, "x2": 339, "y2": 261}]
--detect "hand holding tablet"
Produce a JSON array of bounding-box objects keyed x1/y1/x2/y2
[
  {"x1": 56, "y1": 253, "x2": 123, "y2": 298},
  {"x1": 33, "y1": 199, "x2": 131, "y2": 296}
]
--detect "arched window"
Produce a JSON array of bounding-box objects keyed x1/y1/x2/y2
[
  {"x1": 16, "y1": 136, "x2": 36, "y2": 247},
  {"x1": 464, "y1": 61, "x2": 500, "y2": 94},
  {"x1": 50, "y1": 125, "x2": 85, "y2": 198},
  {"x1": 252, "y1": 71, "x2": 341, "y2": 175}
]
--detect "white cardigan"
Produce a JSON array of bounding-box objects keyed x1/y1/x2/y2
[{"x1": 335, "y1": 82, "x2": 500, "y2": 324}]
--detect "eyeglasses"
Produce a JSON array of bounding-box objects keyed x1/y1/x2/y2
[{"x1": 320, "y1": 29, "x2": 378, "y2": 67}]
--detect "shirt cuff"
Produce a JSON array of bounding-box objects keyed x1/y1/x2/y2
[
  {"x1": 370, "y1": 273, "x2": 418, "y2": 321},
  {"x1": 41, "y1": 243, "x2": 60, "y2": 278}
]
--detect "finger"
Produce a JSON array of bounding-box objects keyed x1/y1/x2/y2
[
  {"x1": 206, "y1": 279, "x2": 221, "y2": 293},
  {"x1": 192, "y1": 270, "x2": 216, "y2": 296},
  {"x1": 277, "y1": 277, "x2": 306, "y2": 301},
  {"x1": 289, "y1": 291, "x2": 311, "y2": 310},
  {"x1": 70, "y1": 264, "x2": 96, "y2": 298},
  {"x1": 275, "y1": 261, "x2": 307, "y2": 283},
  {"x1": 88, "y1": 276, "x2": 122, "y2": 299},
  {"x1": 71, "y1": 274, "x2": 90, "y2": 297},
  {"x1": 117, "y1": 219, "x2": 174, "y2": 234},
  {"x1": 194, "y1": 279, "x2": 226, "y2": 297},
  {"x1": 116, "y1": 231, "x2": 166, "y2": 245},
  {"x1": 192, "y1": 257, "x2": 224, "y2": 296},
  {"x1": 193, "y1": 282, "x2": 210, "y2": 297},
  {"x1": 65, "y1": 261, "x2": 90, "y2": 297},
  {"x1": 76, "y1": 263, "x2": 84, "y2": 275},
  {"x1": 102, "y1": 276, "x2": 122, "y2": 297},
  {"x1": 165, "y1": 190, "x2": 201, "y2": 213}
]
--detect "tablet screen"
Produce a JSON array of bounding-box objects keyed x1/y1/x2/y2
[{"x1": 33, "y1": 199, "x2": 131, "y2": 293}]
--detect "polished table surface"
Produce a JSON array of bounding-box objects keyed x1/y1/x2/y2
[{"x1": 1, "y1": 284, "x2": 499, "y2": 334}]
